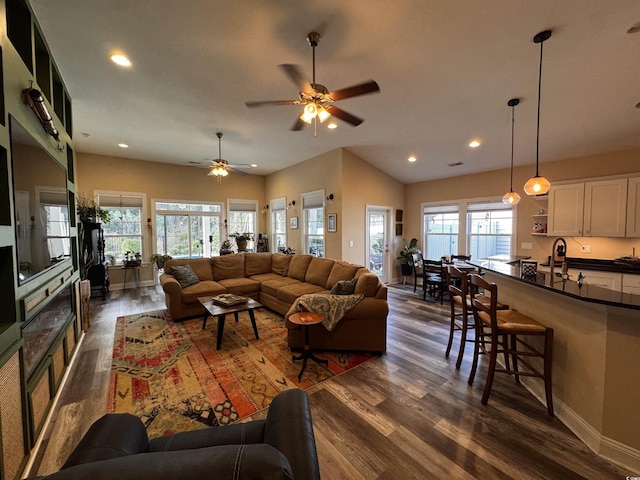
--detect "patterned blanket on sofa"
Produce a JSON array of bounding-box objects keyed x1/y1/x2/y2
[{"x1": 290, "y1": 293, "x2": 364, "y2": 331}]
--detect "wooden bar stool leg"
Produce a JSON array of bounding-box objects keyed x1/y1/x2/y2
[
  {"x1": 481, "y1": 332, "x2": 500, "y2": 405},
  {"x1": 455, "y1": 316, "x2": 470, "y2": 370},
  {"x1": 544, "y1": 329, "x2": 554, "y2": 416}
]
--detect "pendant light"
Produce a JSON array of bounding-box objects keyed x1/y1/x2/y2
[
  {"x1": 502, "y1": 98, "x2": 521, "y2": 205},
  {"x1": 524, "y1": 30, "x2": 552, "y2": 196}
]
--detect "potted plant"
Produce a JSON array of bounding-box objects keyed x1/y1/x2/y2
[
  {"x1": 230, "y1": 232, "x2": 254, "y2": 251},
  {"x1": 149, "y1": 253, "x2": 172, "y2": 269},
  {"x1": 220, "y1": 239, "x2": 233, "y2": 255},
  {"x1": 76, "y1": 191, "x2": 111, "y2": 224},
  {"x1": 397, "y1": 238, "x2": 420, "y2": 276},
  {"x1": 124, "y1": 251, "x2": 142, "y2": 267}
]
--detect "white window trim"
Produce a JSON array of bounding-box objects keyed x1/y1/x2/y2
[
  {"x1": 270, "y1": 196, "x2": 287, "y2": 253},
  {"x1": 96, "y1": 190, "x2": 147, "y2": 262},
  {"x1": 301, "y1": 189, "x2": 325, "y2": 256}
]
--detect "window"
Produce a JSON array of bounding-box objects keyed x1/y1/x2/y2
[
  {"x1": 154, "y1": 201, "x2": 222, "y2": 258},
  {"x1": 467, "y1": 203, "x2": 513, "y2": 260},
  {"x1": 271, "y1": 197, "x2": 286, "y2": 252},
  {"x1": 98, "y1": 192, "x2": 144, "y2": 263},
  {"x1": 40, "y1": 189, "x2": 70, "y2": 260},
  {"x1": 423, "y1": 199, "x2": 516, "y2": 260},
  {"x1": 228, "y1": 200, "x2": 257, "y2": 251},
  {"x1": 302, "y1": 190, "x2": 324, "y2": 257},
  {"x1": 424, "y1": 205, "x2": 459, "y2": 259}
]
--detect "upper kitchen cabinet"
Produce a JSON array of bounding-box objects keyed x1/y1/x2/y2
[
  {"x1": 583, "y1": 178, "x2": 627, "y2": 237},
  {"x1": 627, "y1": 177, "x2": 640, "y2": 237},
  {"x1": 548, "y1": 183, "x2": 584, "y2": 236},
  {"x1": 548, "y1": 178, "x2": 630, "y2": 237}
]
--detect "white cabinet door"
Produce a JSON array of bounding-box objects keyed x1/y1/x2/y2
[
  {"x1": 626, "y1": 177, "x2": 640, "y2": 237},
  {"x1": 583, "y1": 179, "x2": 627, "y2": 237},
  {"x1": 548, "y1": 183, "x2": 584, "y2": 236},
  {"x1": 622, "y1": 274, "x2": 640, "y2": 295}
]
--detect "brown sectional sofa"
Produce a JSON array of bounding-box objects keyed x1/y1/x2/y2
[{"x1": 159, "y1": 253, "x2": 388, "y2": 353}]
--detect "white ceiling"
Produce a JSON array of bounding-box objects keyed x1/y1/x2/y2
[{"x1": 29, "y1": 0, "x2": 640, "y2": 185}]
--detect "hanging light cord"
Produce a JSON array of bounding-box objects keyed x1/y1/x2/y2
[
  {"x1": 510, "y1": 103, "x2": 515, "y2": 191},
  {"x1": 535, "y1": 38, "x2": 544, "y2": 177}
]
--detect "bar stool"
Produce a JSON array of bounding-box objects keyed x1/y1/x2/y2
[
  {"x1": 468, "y1": 274, "x2": 554, "y2": 416},
  {"x1": 445, "y1": 265, "x2": 508, "y2": 370}
]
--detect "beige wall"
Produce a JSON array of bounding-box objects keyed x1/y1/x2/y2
[{"x1": 406, "y1": 148, "x2": 640, "y2": 262}]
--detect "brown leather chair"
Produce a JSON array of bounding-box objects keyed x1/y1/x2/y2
[{"x1": 468, "y1": 274, "x2": 554, "y2": 416}]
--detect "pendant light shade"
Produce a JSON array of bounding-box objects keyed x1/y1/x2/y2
[
  {"x1": 502, "y1": 98, "x2": 521, "y2": 205},
  {"x1": 524, "y1": 30, "x2": 552, "y2": 196}
]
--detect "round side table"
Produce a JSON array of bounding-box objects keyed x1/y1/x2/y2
[{"x1": 288, "y1": 312, "x2": 328, "y2": 381}]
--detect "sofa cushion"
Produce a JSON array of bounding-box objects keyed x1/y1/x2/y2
[
  {"x1": 276, "y1": 283, "x2": 328, "y2": 305},
  {"x1": 245, "y1": 252, "x2": 272, "y2": 276},
  {"x1": 354, "y1": 273, "x2": 380, "y2": 297},
  {"x1": 287, "y1": 255, "x2": 313, "y2": 281},
  {"x1": 261, "y1": 277, "x2": 301, "y2": 297},
  {"x1": 325, "y1": 261, "x2": 360, "y2": 289},
  {"x1": 217, "y1": 278, "x2": 261, "y2": 296},
  {"x1": 165, "y1": 258, "x2": 213, "y2": 281},
  {"x1": 330, "y1": 278, "x2": 358, "y2": 295},
  {"x1": 304, "y1": 257, "x2": 335, "y2": 287},
  {"x1": 181, "y1": 281, "x2": 226, "y2": 304},
  {"x1": 211, "y1": 254, "x2": 245, "y2": 281},
  {"x1": 271, "y1": 254, "x2": 292, "y2": 276},
  {"x1": 249, "y1": 273, "x2": 285, "y2": 283},
  {"x1": 171, "y1": 265, "x2": 200, "y2": 288}
]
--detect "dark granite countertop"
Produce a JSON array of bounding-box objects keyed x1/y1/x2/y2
[
  {"x1": 539, "y1": 257, "x2": 640, "y2": 274},
  {"x1": 471, "y1": 259, "x2": 640, "y2": 310}
]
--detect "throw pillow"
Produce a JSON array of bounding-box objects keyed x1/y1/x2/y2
[
  {"x1": 172, "y1": 264, "x2": 200, "y2": 288},
  {"x1": 330, "y1": 278, "x2": 357, "y2": 295}
]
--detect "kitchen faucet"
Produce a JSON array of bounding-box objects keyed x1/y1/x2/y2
[{"x1": 549, "y1": 237, "x2": 568, "y2": 286}]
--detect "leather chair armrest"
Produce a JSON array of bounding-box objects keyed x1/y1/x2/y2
[
  {"x1": 62, "y1": 414, "x2": 148, "y2": 469},
  {"x1": 159, "y1": 274, "x2": 182, "y2": 296},
  {"x1": 264, "y1": 389, "x2": 321, "y2": 480}
]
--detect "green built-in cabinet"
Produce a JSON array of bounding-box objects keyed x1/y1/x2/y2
[{"x1": 0, "y1": 1, "x2": 81, "y2": 478}]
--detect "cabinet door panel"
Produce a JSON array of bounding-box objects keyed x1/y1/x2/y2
[
  {"x1": 583, "y1": 179, "x2": 627, "y2": 237},
  {"x1": 548, "y1": 184, "x2": 584, "y2": 236},
  {"x1": 627, "y1": 177, "x2": 640, "y2": 237}
]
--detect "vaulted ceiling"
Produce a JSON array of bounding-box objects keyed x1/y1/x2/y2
[{"x1": 30, "y1": 0, "x2": 640, "y2": 184}]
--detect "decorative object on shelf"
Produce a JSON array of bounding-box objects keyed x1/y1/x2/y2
[
  {"x1": 149, "y1": 253, "x2": 172, "y2": 269},
  {"x1": 229, "y1": 232, "x2": 254, "y2": 251},
  {"x1": 123, "y1": 250, "x2": 142, "y2": 267},
  {"x1": 289, "y1": 216, "x2": 298, "y2": 229},
  {"x1": 524, "y1": 30, "x2": 552, "y2": 196},
  {"x1": 76, "y1": 191, "x2": 111, "y2": 223},
  {"x1": 22, "y1": 85, "x2": 59, "y2": 141},
  {"x1": 327, "y1": 213, "x2": 337, "y2": 232},
  {"x1": 397, "y1": 238, "x2": 420, "y2": 276},
  {"x1": 502, "y1": 98, "x2": 521, "y2": 205},
  {"x1": 245, "y1": 31, "x2": 380, "y2": 137}
]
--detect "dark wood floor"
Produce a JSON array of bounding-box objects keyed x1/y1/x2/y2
[{"x1": 27, "y1": 283, "x2": 630, "y2": 479}]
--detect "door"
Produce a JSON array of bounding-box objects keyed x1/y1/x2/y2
[{"x1": 366, "y1": 206, "x2": 391, "y2": 283}]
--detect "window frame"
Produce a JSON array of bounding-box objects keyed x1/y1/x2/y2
[
  {"x1": 270, "y1": 197, "x2": 287, "y2": 253},
  {"x1": 96, "y1": 190, "x2": 146, "y2": 264},
  {"x1": 301, "y1": 190, "x2": 325, "y2": 257}
]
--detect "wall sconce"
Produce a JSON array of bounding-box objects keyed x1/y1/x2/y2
[
  {"x1": 324, "y1": 193, "x2": 334, "y2": 207},
  {"x1": 287, "y1": 200, "x2": 296, "y2": 210},
  {"x1": 261, "y1": 205, "x2": 269, "y2": 214},
  {"x1": 147, "y1": 217, "x2": 152, "y2": 229},
  {"x1": 22, "y1": 86, "x2": 60, "y2": 141},
  {"x1": 30, "y1": 216, "x2": 36, "y2": 229}
]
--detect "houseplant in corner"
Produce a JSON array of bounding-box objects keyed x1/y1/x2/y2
[
  {"x1": 397, "y1": 238, "x2": 420, "y2": 276},
  {"x1": 150, "y1": 253, "x2": 172, "y2": 269}
]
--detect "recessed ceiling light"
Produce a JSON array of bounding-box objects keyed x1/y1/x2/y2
[
  {"x1": 408, "y1": 156, "x2": 417, "y2": 163},
  {"x1": 118, "y1": 143, "x2": 129, "y2": 148},
  {"x1": 469, "y1": 140, "x2": 481, "y2": 148},
  {"x1": 250, "y1": 164, "x2": 258, "y2": 168},
  {"x1": 327, "y1": 122, "x2": 338, "y2": 129},
  {"x1": 110, "y1": 54, "x2": 132, "y2": 67}
]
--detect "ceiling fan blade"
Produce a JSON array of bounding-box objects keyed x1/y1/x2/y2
[
  {"x1": 325, "y1": 105, "x2": 364, "y2": 126},
  {"x1": 329, "y1": 80, "x2": 380, "y2": 101},
  {"x1": 226, "y1": 163, "x2": 254, "y2": 169},
  {"x1": 245, "y1": 99, "x2": 299, "y2": 108},
  {"x1": 227, "y1": 166, "x2": 248, "y2": 176},
  {"x1": 290, "y1": 116, "x2": 306, "y2": 131},
  {"x1": 279, "y1": 64, "x2": 313, "y2": 93}
]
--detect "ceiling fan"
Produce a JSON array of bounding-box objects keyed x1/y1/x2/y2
[
  {"x1": 207, "y1": 132, "x2": 255, "y2": 182},
  {"x1": 245, "y1": 31, "x2": 380, "y2": 134}
]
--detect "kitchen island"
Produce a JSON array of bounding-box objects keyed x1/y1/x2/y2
[{"x1": 470, "y1": 258, "x2": 640, "y2": 472}]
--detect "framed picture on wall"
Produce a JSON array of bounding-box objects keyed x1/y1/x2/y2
[
  {"x1": 327, "y1": 213, "x2": 337, "y2": 232},
  {"x1": 396, "y1": 209, "x2": 403, "y2": 222},
  {"x1": 396, "y1": 223, "x2": 403, "y2": 236},
  {"x1": 289, "y1": 216, "x2": 298, "y2": 229}
]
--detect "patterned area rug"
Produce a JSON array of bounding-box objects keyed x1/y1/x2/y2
[{"x1": 108, "y1": 308, "x2": 375, "y2": 437}]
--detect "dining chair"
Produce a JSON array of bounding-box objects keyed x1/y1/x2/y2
[
  {"x1": 468, "y1": 273, "x2": 554, "y2": 416},
  {"x1": 412, "y1": 253, "x2": 426, "y2": 293},
  {"x1": 423, "y1": 259, "x2": 447, "y2": 304},
  {"x1": 520, "y1": 260, "x2": 538, "y2": 281}
]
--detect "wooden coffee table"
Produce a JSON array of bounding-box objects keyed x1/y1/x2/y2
[
  {"x1": 198, "y1": 297, "x2": 261, "y2": 350},
  {"x1": 288, "y1": 312, "x2": 328, "y2": 381}
]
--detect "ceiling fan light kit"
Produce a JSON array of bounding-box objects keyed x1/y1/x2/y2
[
  {"x1": 502, "y1": 98, "x2": 521, "y2": 205},
  {"x1": 245, "y1": 31, "x2": 380, "y2": 136},
  {"x1": 524, "y1": 29, "x2": 552, "y2": 196}
]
